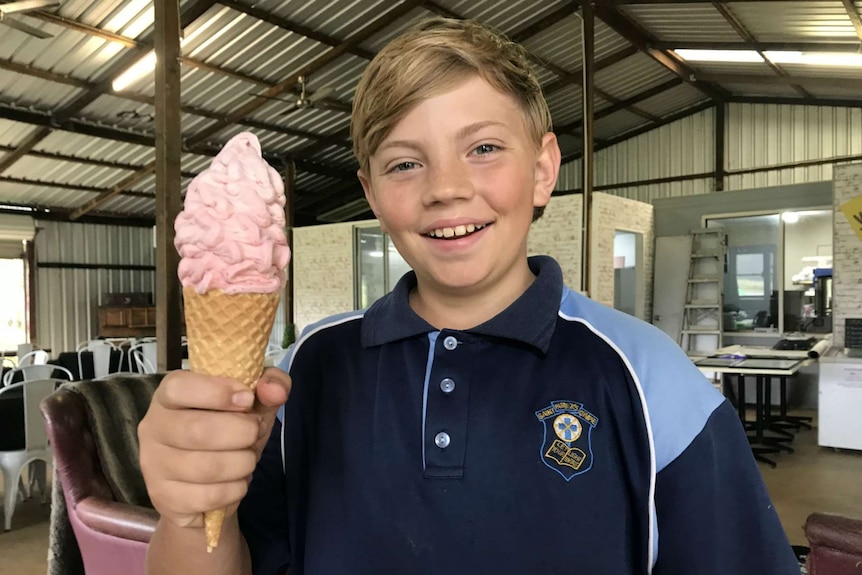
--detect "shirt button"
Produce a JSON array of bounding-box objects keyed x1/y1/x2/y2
[
  {"x1": 434, "y1": 432, "x2": 450, "y2": 449},
  {"x1": 440, "y1": 378, "x2": 455, "y2": 394},
  {"x1": 443, "y1": 336, "x2": 458, "y2": 350}
]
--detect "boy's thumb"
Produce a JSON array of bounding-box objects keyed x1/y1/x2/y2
[{"x1": 254, "y1": 367, "x2": 292, "y2": 413}]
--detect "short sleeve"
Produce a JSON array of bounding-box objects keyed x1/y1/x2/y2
[{"x1": 653, "y1": 400, "x2": 800, "y2": 574}]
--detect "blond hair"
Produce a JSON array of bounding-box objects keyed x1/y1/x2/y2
[{"x1": 351, "y1": 17, "x2": 552, "y2": 174}]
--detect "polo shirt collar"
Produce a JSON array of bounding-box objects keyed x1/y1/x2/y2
[{"x1": 361, "y1": 255, "x2": 563, "y2": 354}]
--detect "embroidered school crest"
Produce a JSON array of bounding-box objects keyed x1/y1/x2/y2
[{"x1": 535, "y1": 400, "x2": 599, "y2": 481}]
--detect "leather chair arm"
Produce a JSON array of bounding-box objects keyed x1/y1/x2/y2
[
  {"x1": 805, "y1": 512, "x2": 862, "y2": 553},
  {"x1": 76, "y1": 497, "x2": 160, "y2": 543}
]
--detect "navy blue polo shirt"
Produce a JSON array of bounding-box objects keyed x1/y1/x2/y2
[{"x1": 238, "y1": 256, "x2": 798, "y2": 575}]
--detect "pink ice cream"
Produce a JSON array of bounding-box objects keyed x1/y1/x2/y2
[{"x1": 174, "y1": 132, "x2": 291, "y2": 294}]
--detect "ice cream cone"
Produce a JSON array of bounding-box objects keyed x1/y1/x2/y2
[{"x1": 182, "y1": 286, "x2": 281, "y2": 551}]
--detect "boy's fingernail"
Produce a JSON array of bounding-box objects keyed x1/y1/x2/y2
[{"x1": 231, "y1": 391, "x2": 254, "y2": 407}]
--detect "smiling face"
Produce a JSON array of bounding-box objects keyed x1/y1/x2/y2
[{"x1": 358, "y1": 75, "x2": 560, "y2": 309}]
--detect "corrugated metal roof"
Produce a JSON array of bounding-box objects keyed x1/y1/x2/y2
[
  {"x1": 100, "y1": 194, "x2": 156, "y2": 215},
  {"x1": 0, "y1": 70, "x2": 84, "y2": 109},
  {"x1": 359, "y1": 6, "x2": 435, "y2": 52},
  {"x1": 595, "y1": 53, "x2": 676, "y2": 100},
  {"x1": 686, "y1": 61, "x2": 777, "y2": 76},
  {"x1": 0, "y1": 180, "x2": 98, "y2": 207},
  {"x1": 635, "y1": 83, "x2": 709, "y2": 117},
  {"x1": 546, "y1": 84, "x2": 583, "y2": 128},
  {"x1": 720, "y1": 83, "x2": 807, "y2": 97},
  {"x1": 5, "y1": 156, "x2": 130, "y2": 188},
  {"x1": 524, "y1": 17, "x2": 632, "y2": 76},
  {"x1": 435, "y1": 0, "x2": 571, "y2": 36},
  {"x1": 260, "y1": 0, "x2": 406, "y2": 42},
  {"x1": 3, "y1": 0, "x2": 862, "y2": 221},
  {"x1": 595, "y1": 109, "x2": 650, "y2": 140},
  {"x1": 0, "y1": 120, "x2": 37, "y2": 147},
  {"x1": 619, "y1": 3, "x2": 740, "y2": 43},
  {"x1": 731, "y1": 1, "x2": 856, "y2": 41},
  {"x1": 36, "y1": 131, "x2": 154, "y2": 166}
]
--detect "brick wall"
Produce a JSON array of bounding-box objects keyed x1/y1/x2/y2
[
  {"x1": 528, "y1": 193, "x2": 583, "y2": 290},
  {"x1": 832, "y1": 164, "x2": 862, "y2": 348},
  {"x1": 291, "y1": 191, "x2": 657, "y2": 333},
  {"x1": 292, "y1": 221, "x2": 362, "y2": 336},
  {"x1": 590, "y1": 192, "x2": 655, "y2": 322}
]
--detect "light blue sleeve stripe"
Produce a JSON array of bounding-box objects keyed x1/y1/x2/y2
[
  {"x1": 276, "y1": 309, "x2": 366, "y2": 424},
  {"x1": 421, "y1": 332, "x2": 440, "y2": 471},
  {"x1": 559, "y1": 289, "x2": 724, "y2": 472},
  {"x1": 558, "y1": 288, "x2": 725, "y2": 572}
]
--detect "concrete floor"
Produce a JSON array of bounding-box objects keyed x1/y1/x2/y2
[{"x1": 1, "y1": 417, "x2": 861, "y2": 574}]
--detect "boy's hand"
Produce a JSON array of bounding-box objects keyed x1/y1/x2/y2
[{"x1": 138, "y1": 367, "x2": 291, "y2": 530}]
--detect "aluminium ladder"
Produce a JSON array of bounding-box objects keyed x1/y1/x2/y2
[{"x1": 679, "y1": 228, "x2": 727, "y2": 359}]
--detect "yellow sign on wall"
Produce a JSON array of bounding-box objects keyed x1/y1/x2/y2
[{"x1": 841, "y1": 194, "x2": 862, "y2": 242}]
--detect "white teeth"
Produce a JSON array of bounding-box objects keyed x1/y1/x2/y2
[{"x1": 427, "y1": 223, "x2": 486, "y2": 239}]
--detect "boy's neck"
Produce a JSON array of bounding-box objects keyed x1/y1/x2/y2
[{"x1": 408, "y1": 260, "x2": 536, "y2": 331}]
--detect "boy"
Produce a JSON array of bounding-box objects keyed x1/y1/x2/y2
[{"x1": 139, "y1": 18, "x2": 800, "y2": 575}]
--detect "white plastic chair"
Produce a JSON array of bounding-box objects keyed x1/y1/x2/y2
[
  {"x1": 77, "y1": 339, "x2": 121, "y2": 380},
  {"x1": 3, "y1": 364, "x2": 73, "y2": 387},
  {"x1": 17, "y1": 349, "x2": 49, "y2": 368},
  {"x1": 0, "y1": 378, "x2": 60, "y2": 530},
  {"x1": 128, "y1": 341, "x2": 158, "y2": 374}
]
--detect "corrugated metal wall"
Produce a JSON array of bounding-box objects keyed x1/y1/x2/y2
[
  {"x1": 725, "y1": 104, "x2": 862, "y2": 191},
  {"x1": 34, "y1": 220, "x2": 155, "y2": 356},
  {"x1": 559, "y1": 103, "x2": 862, "y2": 203}
]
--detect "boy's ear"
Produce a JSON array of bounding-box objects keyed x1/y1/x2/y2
[
  {"x1": 357, "y1": 169, "x2": 387, "y2": 232},
  {"x1": 533, "y1": 132, "x2": 561, "y2": 208}
]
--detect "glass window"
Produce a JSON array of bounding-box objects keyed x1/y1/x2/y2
[
  {"x1": 707, "y1": 214, "x2": 780, "y2": 333},
  {"x1": 354, "y1": 226, "x2": 411, "y2": 309}
]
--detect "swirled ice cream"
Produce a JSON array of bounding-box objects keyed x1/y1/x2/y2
[{"x1": 174, "y1": 132, "x2": 291, "y2": 294}]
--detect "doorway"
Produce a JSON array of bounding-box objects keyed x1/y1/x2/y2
[{"x1": 613, "y1": 231, "x2": 644, "y2": 319}]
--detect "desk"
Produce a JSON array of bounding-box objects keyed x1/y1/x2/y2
[{"x1": 695, "y1": 357, "x2": 811, "y2": 467}]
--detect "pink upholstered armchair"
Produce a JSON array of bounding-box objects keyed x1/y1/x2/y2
[{"x1": 40, "y1": 376, "x2": 162, "y2": 575}]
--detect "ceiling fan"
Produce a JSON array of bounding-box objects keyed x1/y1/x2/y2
[
  {"x1": 0, "y1": 0, "x2": 60, "y2": 39},
  {"x1": 250, "y1": 75, "x2": 337, "y2": 116}
]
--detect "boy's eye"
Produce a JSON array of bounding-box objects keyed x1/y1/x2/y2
[
  {"x1": 390, "y1": 161, "x2": 418, "y2": 172},
  {"x1": 474, "y1": 144, "x2": 498, "y2": 155}
]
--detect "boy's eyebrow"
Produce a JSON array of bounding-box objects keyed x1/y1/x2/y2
[
  {"x1": 456, "y1": 120, "x2": 508, "y2": 140},
  {"x1": 378, "y1": 121, "x2": 510, "y2": 154}
]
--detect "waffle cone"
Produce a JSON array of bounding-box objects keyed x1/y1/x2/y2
[{"x1": 182, "y1": 286, "x2": 281, "y2": 552}]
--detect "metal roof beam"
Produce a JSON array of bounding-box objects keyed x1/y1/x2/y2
[
  {"x1": 27, "y1": 8, "x2": 351, "y2": 113},
  {"x1": 556, "y1": 78, "x2": 683, "y2": 135},
  {"x1": 0, "y1": 144, "x2": 197, "y2": 177},
  {"x1": 510, "y1": 2, "x2": 580, "y2": 43},
  {"x1": 712, "y1": 3, "x2": 812, "y2": 98},
  {"x1": 0, "y1": 57, "x2": 350, "y2": 149},
  {"x1": 729, "y1": 95, "x2": 862, "y2": 108},
  {"x1": 698, "y1": 73, "x2": 862, "y2": 90},
  {"x1": 218, "y1": 0, "x2": 376, "y2": 60},
  {"x1": 0, "y1": 0, "x2": 220, "y2": 178},
  {"x1": 655, "y1": 40, "x2": 862, "y2": 52},
  {"x1": 591, "y1": 3, "x2": 729, "y2": 102},
  {"x1": 0, "y1": 176, "x2": 153, "y2": 198},
  {"x1": 841, "y1": 0, "x2": 862, "y2": 41},
  {"x1": 185, "y1": 0, "x2": 425, "y2": 147},
  {"x1": 423, "y1": 2, "x2": 658, "y2": 128},
  {"x1": 562, "y1": 101, "x2": 715, "y2": 163}
]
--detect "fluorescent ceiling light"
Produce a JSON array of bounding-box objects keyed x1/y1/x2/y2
[
  {"x1": 112, "y1": 50, "x2": 156, "y2": 91},
  {"x1": 781, "y1": 212, "x2": 800, "y2": 224},
  {"x1": 674, "y1": 49, "x2": 763, "y2": 63},
  {"x1": 675, "y1": 49, "x2": 862, "y2": 67}
]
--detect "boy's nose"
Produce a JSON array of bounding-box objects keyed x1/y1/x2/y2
[{"x1": 424, "y1": 162, "x2": 475, "y2": 205}]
